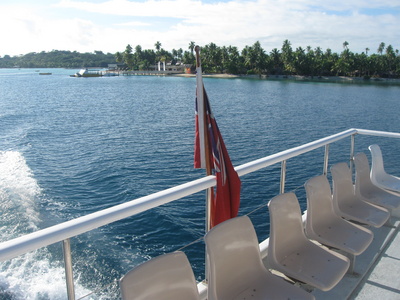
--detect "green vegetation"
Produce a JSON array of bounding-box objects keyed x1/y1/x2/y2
[
  {"x1": 1, "y1": 40, "x2": 399, "y2": 78},
  {"x1": 0, "y1": 50, "x2": 116, "y2": 69}
]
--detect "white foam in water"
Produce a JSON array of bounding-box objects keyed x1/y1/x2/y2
[
  {"x1": 0, "y1": 151, "x2": 40, "y2": 235},
  {"x1": 0, "y1": 151, "x2": 93, "y2": 299}
]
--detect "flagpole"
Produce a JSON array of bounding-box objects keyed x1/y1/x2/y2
[
  {"x1": 195, "y1": 45, "x2": 212, "y2": 233},
  {"x1": 195, "y1": 45, "x2": 213, "y2": 287}
]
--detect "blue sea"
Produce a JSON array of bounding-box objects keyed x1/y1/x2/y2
[{"x1": 1, "y1": 68, "x2": 400, "y2": 299}]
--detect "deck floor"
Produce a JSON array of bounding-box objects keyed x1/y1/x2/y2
[
  {"x1": 352, "y1": 222, "x2": 400, "y2": 299},
  {"x1": 311, "y1": 217, "x2": 400, "y2": 299}
]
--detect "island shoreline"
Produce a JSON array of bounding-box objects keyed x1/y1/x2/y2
[{"x1": 172, "y1": 73, "x2": 400, "y2": 84}]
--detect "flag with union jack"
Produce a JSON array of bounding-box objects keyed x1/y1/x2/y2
[{"x1": 194, "y1": 78, "x2": 241, "y2": 228}]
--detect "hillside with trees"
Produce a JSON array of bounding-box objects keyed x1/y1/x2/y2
[
  {"x1": 0, "y1": 50, "x2": 116, "y2": 69},
  {"x1": 1, "y1": 40, "x2": 399, "y2": 78}
]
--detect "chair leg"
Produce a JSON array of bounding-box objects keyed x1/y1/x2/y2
[
  {"x1": 347, "y1": 253, "x2": 356, "y2": 274},
  {"x1": 335, "y1": 250, "x2": 356, "y2": 274}
]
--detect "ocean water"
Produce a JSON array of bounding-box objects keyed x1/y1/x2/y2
[{"x1": 1, "y1": 68, "x2": 400, "y2": 299}]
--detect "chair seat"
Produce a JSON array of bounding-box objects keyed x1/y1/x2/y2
[
  {"x1": 277, "y1": 241, "x2": 349, "y2": 290},
  {"x1": 231, "y1": 271, "x2": 314, "y2": 300},
  {"x1": 268, "y1": 193, "x2": 350, "y2": 292},
  {"x1": 310, "y1": 218, "x2": 373, "y2": 255},
  {"x1": 305, "y1": 175, "x2": 373, "y2": 255},
  {"x1": 336, "y1": 201, "x2": 389, "y2": 227},
  {"x1": 374, "y1": 175, "x2": 400, "y2": 193},
  {"x1": 331, "y1": 162, "x2": 390, "y2": 228},
  {"x1": 360, "y1": 190, "x2": 400, "y2": 209}
]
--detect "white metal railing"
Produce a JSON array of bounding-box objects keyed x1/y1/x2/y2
[{"x1": 1, "y1": 128, "x2": 400, "y2": 299}]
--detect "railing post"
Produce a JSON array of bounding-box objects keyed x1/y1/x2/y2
[
  {"x1": 350, "y1": 134, "x2": 355, "y2": 177},
  {"x1": 323, "y1": 144, "x2": 330, "y2": 176},
  {"x1": 63, "y1": 239, "x2": 75, "y2": 300},
  {"x1": 280, "y1": 160, "x2": 287, "y2": 194}
]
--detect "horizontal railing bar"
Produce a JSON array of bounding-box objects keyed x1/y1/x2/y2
[
  {"x1": 1, "y1": 128, "x2": 395, "y2": 262},
  {"x1": 235, "y1": 128, "x2": 357, "y2": 176},
  {"x1": 356, "y1": 129, "x2": 400, "y2": 139},
  {"x1": 0, "y1": 176, "x2": 215, "y2": 262}
]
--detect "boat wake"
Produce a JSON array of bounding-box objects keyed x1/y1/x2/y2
[{"x1": 0, "y1": 151, "x2": 92, "y2": 299}]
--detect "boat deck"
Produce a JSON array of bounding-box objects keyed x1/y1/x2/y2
[
  {"x1": 351, "y1": 218, "x2": 400, "y2": 299},
  {"x1": 2, "y1": 129, "x2": 400, "y2": 299},
  {"x1": 312, "y1": 215, "x2": 400, "y2": 299},
  {"x1": 196, "y1": 214, "x2": 400, "y2": 300}
]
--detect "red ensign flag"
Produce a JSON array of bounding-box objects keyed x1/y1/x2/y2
[{"x1": 194, "y1": 81, "x2": 241, "y2": 228}]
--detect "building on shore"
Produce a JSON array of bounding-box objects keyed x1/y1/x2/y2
[{"x1": 106, "y1": 62, "x2": 193, "y2": 76}]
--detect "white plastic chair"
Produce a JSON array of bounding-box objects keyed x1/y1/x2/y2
[
  {"x1": 304, "y1": 175, "x2": 373, "y2": 255},
  {"x1": 354, "y1": 152, "x2": 400, "y2": 210},
  {"x1": 268, "y1": 193, "x2": 350, "y2": 291},
  {"x1": 331, "y1": 162, "x2": 390, "y2": 227},
  {"x1": 369, "y1": 144, "x2": 400, "y2": 193},
  {"x1": 119, "y1": 251, "x2": 200, "y2": 300},
  {"x1": 204, "y1": 215, "x2": 315, "y2": 300}
]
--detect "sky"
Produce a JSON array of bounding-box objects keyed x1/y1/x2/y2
[{"x1": 0, "y1": 0, "x2": 399, "y2": 57}]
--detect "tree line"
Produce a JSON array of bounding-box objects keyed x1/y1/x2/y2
[
  {"x1": 0, "y1": 50, "x2": 115, "y2": 69},
  {"x1": 1, "y1": 40, "x2": 399, "y2": 78},
  {"x1": 192, "y1": 40, "x2": 399, "y2": 78}
]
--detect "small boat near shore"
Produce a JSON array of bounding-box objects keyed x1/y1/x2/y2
[{"x1": 39, "y1": 72, "x2": 52, "y2": 75}]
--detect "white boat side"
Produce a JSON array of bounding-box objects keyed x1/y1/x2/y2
[{"x1": 1, "y1": 128, "x2": 400, "y2": 299}]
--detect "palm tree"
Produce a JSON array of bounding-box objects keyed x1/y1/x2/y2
[
  {"x1": 123, "y1": 44, "x2": 134, "y2": 69},
  {"x1": 365, "y1": 48, "x2": 370, "y2": 55},
  {"x1": 225, "y1": 45, "x2": 241, "y2": 74},
  {"x1": 281, "y1": 39, "x2": 293, "y2": 74},
  {"x1": 385, "y1": 45, "x2": 396, "y2": 75},
  {"x1": 244, "y1": 41, "x2": 266, "y2": 75},
  {"x1": 172, "y1": 49, "x2": 178, "y2": 60},
  {"x1": 343, "y1": 41, "x2": 349, "y2": 50},
  {"x1": 386, "y1": 45, "x2": 395, "y2": 57},
  {"x1": 314, "y1": 47, "x2": 323, "y2": 76},
  {"x1": 115, "y1": 51, "x2": 123, "y2": 63},
  {"x1": 334, "y1": 48, "x2": 352, "y2": 76},
  {"x1": 188, "y1": 41, "x2": 196, "y2": 54},
  {"x1": 203, "y1": 42, "x2": 222, "y2": 73},
  {"x1": 378, "y1": 42, "x2": 385, "y2": 55},
  {"x1": 269, "y1": 48, "x2": 282, "y2": 74},
  {"x1": 155, "y1": 41, "x2": 162, "y2": 52},
  {"x1": 124, "y1": 44, "x2": 133, "y2": 55},
  {"x1": 294, "y1": 47, "x2": 307, "y2": 75},
  {"x1": 177, "y1": 48, "x2": 183, "y2": 61},
  {"x1": 135, "y1": 45, "x2": 142, "y2": 54}
]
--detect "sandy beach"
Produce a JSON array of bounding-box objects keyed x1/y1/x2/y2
[{"x1": 173, "y1": 73, "x2": 400, "y2": 84}]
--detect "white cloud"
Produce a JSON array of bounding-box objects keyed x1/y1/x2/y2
[
  {"x1": 57, "y1": 0, "x2": 203, "y2": 18},
  {"x1": 0, "y1": 0, "x2": 399, "y2": 56},
  {"x1": 116, "y1": 21, "x2": 151, "y2": 27},
  {"x1": 54, "y1": 0, "x2": 400, "y2": 53}
]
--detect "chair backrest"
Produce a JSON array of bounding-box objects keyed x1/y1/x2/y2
[
  {"x1": 119, "y1": 251, "x2": 200, "y2": 300},
  {"x1": 204, "y1": 215, "x2": 266, "y2": 300},
  {"x1": 304, "y1": 175, "x2": 337, "y2": 237},
  {"x1": 369, "y1": 144, "x2": 387, "y2": 186},
  {"x1": 331, "y1": 162, "x2": 355, "y2": 211},
  {"x1": 354, "y1": 152, "x2": 376, "y2": 196},
  {"x1": 268, "y1": 193, "x2": 308, "y2": 263}
]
